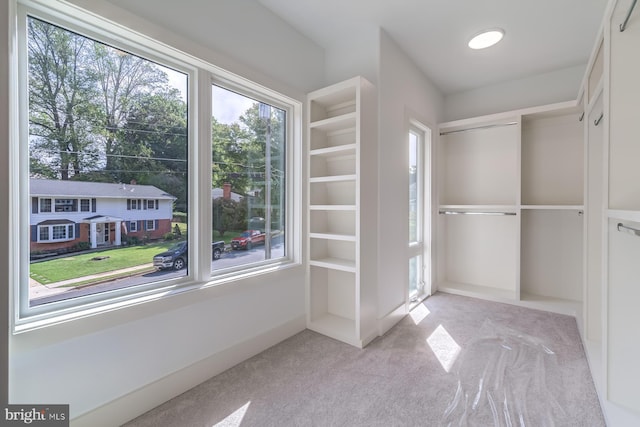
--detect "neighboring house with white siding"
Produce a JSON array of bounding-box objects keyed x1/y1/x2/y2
[{"x1": 30, "y1": 179, "x2": 176, "y2": 253}]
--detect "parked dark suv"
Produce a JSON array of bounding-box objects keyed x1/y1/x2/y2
[{"x1": 153, "y1": 240, "x2": 225, "y2": 270}]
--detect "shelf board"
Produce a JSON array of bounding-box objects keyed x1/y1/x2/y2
[
  {"x1": 521, "y1": 204, "x2": 584, "y2": 210},
  {"x1": 309, "y1": 205, "x2": 356, "y2": 211},
  {"x1": 310, "y1": 143, "x2": 356, "y2": 157},
  {"x1": 439, "y1": 204, "x2": 517, "y2": 211},
  {"x1": 309, "y1": 174, "x2": 357, "y2": 183},
  {"x1": 309, "y1": 257, "x2": 356, "y2": 272},
  {"x1": 437, "y1": 281, "x2": 517, "y2": 301},
  {"x1": 518, "y1": 292, "x2": 582, "y2": 317},
  {"x1": 308, "y1": 313, "x2": 357, "y2": 345},
  {"x1": 309, "y1": 232, "x2": 356, "y2": 242},
  {"x1": 309, "y1": 112, "x2": 357, "y2": 132},
  {"x1": 326, "y1": 99, "x2": 356, "y2": 114},
  {"x1": 608, "y1": 209, "x2": 640, "y2": 222}
]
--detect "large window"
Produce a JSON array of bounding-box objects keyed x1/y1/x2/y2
[
  {"x1": 16, "y1": 3, "x2": 297, "y2": 326},
  {"x1": 24, "y1": 12, "x2": 188, "y2": 310},
  {"x1": 211, "y1": 85, "x2": 287, "y2": 271}
]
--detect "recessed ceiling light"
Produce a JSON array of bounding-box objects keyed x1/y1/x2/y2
[{"x1": 468, "y1": 29, "x2": 505, "y2": 50}]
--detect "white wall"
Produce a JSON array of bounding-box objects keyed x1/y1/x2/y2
[
  {"x1": 324, "y1": 27, "x2": 380, "y2": 86},
  {"x1": 443, "y1": 64, "x2": 585, "y2": 121},
  {"x1": 4, "y1": 1, "x2": 323, "y2": 425},
  {"x1": 377, "y1": 31, "x2": 444, "y2": 324}
]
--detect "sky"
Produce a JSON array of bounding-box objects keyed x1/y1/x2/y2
[
  {"x1": 165, "y1": 68, "x2": 255, "y2": 125},
  {"x1": 212, "y1": 85, "x2": 256, "y2": 125}
]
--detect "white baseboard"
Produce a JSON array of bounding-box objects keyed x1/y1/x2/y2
[
  {"x1": 71, "y1": 315, "x2": 306, "y2": 427},
  {"x1": 378, "y1": 302, "x2": 407, "y2": 336}
]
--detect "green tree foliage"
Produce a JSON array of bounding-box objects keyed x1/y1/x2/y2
[
  {"x1": 28, "y1": 17, "x2": 99, "y2": 180},
  {"x1": 212, "y1": 117, "x2": 255, "y2": 192},
  {"x1": 28, "y1": 17, "x2": 188, "y2": 210},
  {"x1": 211, "y1": 102, "x2": 286, "y2": 230},
  {"x1": 119, "y1": 90, "x2": 188, "y2": 210},
  {"x1": 89, "y1": 43, "x2": 168, "y2": 180},
  {"x1": 212, "y1": 197, "x2": 248, "y2": 237}
]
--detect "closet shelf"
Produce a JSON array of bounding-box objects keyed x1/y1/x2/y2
[
  {"x1": 521, "y1": 205, "x2": 584, "y2": 210},
  {"x1": 309, "y1": 174, "x2": 357, "y2": 183},
  {"x1": 309, "y1": 112, "x2": 357, "y2": 132},
  {"x1": 309, "y1": 232, "x2": 356, "y2": 242},
  {"x1": 437, "y1": 281, "x2": 517, "y2": 301},
  {"x1": 308, "y1": 314, "x2": 356, "y2": 343},
  {"x1": 309, "y1": 204, "x2": 356, "y2": 211},
  {"x1": 309, "y1": 257, "x2": 356, "y2": 272},
  {"x1": 608, "y1": 210, "x2": 640, "y2": 222},
  {"x1": 439, "y1": 204, "x2": 518, "y2": 211},
  {"x1": 310, "y1": 144, "x2": 356, "y2": 157}
]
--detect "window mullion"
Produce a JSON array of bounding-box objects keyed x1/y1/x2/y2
[{"x1": 193, "y1": 70, "x2": 212, "y2": 281}]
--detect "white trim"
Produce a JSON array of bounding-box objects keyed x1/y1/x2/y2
[{"x1": 378, "y1": 303, "x2": 407, "y2": 336}]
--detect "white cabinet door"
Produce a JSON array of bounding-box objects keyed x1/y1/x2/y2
[
  {"x1": 607, "y1": 219, "x2": 640, "y2": 413},
  {"x1": 606, "y1": 0, "x2": 640, "y2": 415}
]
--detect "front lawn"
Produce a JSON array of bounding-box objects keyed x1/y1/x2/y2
[{"x1": 30, "y1": 241, "x2": 179, "y2": 284}]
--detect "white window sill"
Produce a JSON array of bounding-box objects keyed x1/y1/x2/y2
[{"x1": 14, "y1": 259, "x2": 301, "y2": 335}]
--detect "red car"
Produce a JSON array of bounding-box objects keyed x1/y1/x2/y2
[{"x1": 231, "y1": 230, "x2": 265, "y2": 250}]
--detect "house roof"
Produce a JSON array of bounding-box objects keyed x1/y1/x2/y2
[
  {"x1": 30, "y1": 179, "x2": 176, "y2": 200},
  {"x1": 211, "y1": 187, "x2": 243, "y2": 202}
]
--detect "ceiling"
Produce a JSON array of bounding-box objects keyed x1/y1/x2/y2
[{"x1": 257, "y1": 0, "x2": 609, "y2": 95}]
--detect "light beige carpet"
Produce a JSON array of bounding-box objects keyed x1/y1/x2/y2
[{"x1": 123, "y1": 292, "x2": 605, "y2": 426}]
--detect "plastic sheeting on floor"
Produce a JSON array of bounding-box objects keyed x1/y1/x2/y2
[{"x1": 441, "y1": 319, "x2": 568, "y2": 426}]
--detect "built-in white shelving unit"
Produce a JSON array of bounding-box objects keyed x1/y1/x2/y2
[
  {"x1": 436, "y1": 102, "x2": 584, "y2": 316},
  {"x1": 306, "y1": 76, "x2": 377, "y2": 348}
]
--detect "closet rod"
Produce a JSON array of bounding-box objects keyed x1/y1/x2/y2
[
  {"x1": 439, "y1": 210, "x2": 516, "y2": 216},
  {"x1": 617, "y1": 223, "x2": 640, "y2": 237},
  {"x1": 439, "y1": 122, "x2": 518, "y2": 136},
  {"x1": 620, "y1": 0, "x2": 637, "y2": 32}
]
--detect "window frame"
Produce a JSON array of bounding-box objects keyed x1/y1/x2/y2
[
  {"x1": 37, "y1": 223, "x2": 74, "y2": 243},
  {"x1": 80, "y1": 198, "x2": 91, "y2": 212},
  {"x1": 38, "y1": 197, "x2": 51, "y2": 213},
  {"x1": 12, "y1": 0, "x2": 301, "y2": 331},
  {"x1": 407, "y1": 119, "x2": 433, "y2": 303},
  {"x1": 209, "y1": 80, "x2": 292, "y2": 276},
  {"x1": 54, "y1": 198, "x2": 77, "y2": 213}
]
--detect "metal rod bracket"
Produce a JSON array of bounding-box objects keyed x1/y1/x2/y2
[
  {"x1": 618, "y1": 222, "x2": 640, "y2": 237},
  {"x1": 620, "y1": 0, "x2": 638, "y2": 32}
]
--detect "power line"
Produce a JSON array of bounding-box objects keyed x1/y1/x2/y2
[{"x1": 32, "y1": 151, "x2": 187, "y2": 163}]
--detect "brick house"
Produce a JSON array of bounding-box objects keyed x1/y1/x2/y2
[{"x1": 30, "y1": 179, "x2": 176, "y2": 252}]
